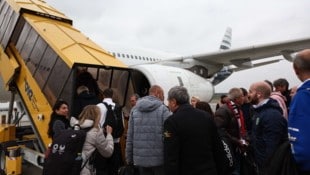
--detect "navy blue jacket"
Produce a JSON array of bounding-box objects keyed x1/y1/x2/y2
[{"x1": 251, "y1": 99, "x2": 288, "y2": 171}]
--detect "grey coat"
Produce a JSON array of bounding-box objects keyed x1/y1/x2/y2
[
  {"x1": 126, "y1": 95, "x2": 171, "y2": 167},
  {"x1": 80, "y1": 128, "x2": 114, "y2": 175}
]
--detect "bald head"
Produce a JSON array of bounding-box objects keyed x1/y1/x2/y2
[
  {"x1": 293, "y1": 49, "x2": 310, "y2": 81},
  {"x1": 149, "y1": 85, "x2": 164, "y2": 101},
  {"x1": 248, "y1": 81, "x2": 271, "y2": 105}
]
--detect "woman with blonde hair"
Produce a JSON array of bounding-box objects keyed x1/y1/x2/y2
[
  {"x1": 78, "y1": 105, "x2": 114, "y2": 175},
  {"x1": 190, "y1": 96, "x2": 200, "y2": 108}
]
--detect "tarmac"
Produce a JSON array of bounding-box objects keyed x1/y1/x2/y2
[{"x1": 22, "y1": 162, "x2": 42, "y2": 175}]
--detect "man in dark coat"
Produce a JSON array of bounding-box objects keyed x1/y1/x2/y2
[
  {"x1": 214, "y1": 87, "x2": 248, "y2": 175},
  {"x1": 163, "y1": 86, "x2": 230, "y2": 175},
  {"x1": 248, "y1": 81, "x2": 288, "y2": 175},
  {"x1": 72, "y1": 85, "x2": 101, "y2": 118}
]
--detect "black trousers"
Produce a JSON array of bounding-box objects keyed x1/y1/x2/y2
[{"x1": 96, "y1": 142, "x2": 124, "y2": 175}]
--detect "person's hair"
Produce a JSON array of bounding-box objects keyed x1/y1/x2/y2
[
  {"x1": 240, "y1": 87, "x2": 248, "y2": 96},
  {"x1": 131, "y1": 93, "x2": 140, "y2": 100},
  {"x1": 254, "y1": 82, "x2": 271, "y2": 98},
  {"x1": 48, "y1": 99, "x2": 69, "y2": 138},
  {"x1": 263, "y1": 80, "x2": 273, "y2": 91},
  {"x1": 52, "y1": 99, "x2": 68, "y2": 113},
  {"x1": 220, "y1": 94, "x2": 227, "y2": 99},
  {"x1": 103, "y1": 88, "x2": 113, "y2": 98},
  {"x1": 168, "y1": 86, "x2": 189, "y2": 105},
  {"x1": 228, "y1": 88, "x2": 243, "y2": 101},
  {"x1": 149, "y1": 85, "x2": 162, "y2": 95},
  {"x1": 294, "y1": 52, "x2": 310, "y2": 71},
  {"x1": 273, "y1": 78, "x2": 289, "y2": 90},
  {"x1": 78, "y1": 105, "x2": 100, "y2": 129},
  {"x1": 196, "y1": 101, "x2": 214, "y2": 116},
  {"x1": 220, "y1": 94, "x2": 228, "y2": 103},
  {"x1": 191, "y1": 96, "x2": 200, "y2": 101},
  {"x1": 77, "y1": 85, "x2": 89, "y2": 95}
]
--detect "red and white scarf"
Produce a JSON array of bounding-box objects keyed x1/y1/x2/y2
[{"x1": 226, "y1": 100, "x2": 246, "y2": 139}]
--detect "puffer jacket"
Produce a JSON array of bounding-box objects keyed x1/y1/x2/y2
[
  {"x1": 80, "y1": 126, "x2": 114, "y2": 175},
  {"x1": 126, "y1": 95, "x2": 171, "y2": 167}
]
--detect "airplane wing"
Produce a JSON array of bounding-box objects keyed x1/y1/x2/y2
[
  {"x1": 167, "y1": 37, "x2": 310, "y2": 68},
  {"x1": 231, "y1": 58, "x2": 284, "y2": 72}
]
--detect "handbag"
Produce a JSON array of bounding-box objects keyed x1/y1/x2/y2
[
  {"x1": 264, "y1": 140, "x2": 298, "y2": 175},
  {"x1": 240, "y1": 147, "x2": 258, "y2": 175},
  {"x1": 118, "y1": 165, "x2": 139, "y2": 175}
]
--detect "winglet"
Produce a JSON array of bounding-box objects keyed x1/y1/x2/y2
[{"x1": 219, "y1": 27, "x2": 232, "y2": 50}]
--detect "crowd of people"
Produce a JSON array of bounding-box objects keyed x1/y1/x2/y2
[{"x1": 45, "y1": 48, "x2": 310, "y2": 175}]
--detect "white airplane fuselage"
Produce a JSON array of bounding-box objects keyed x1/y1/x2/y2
[{"x1": 103, "y1": 45, "x2": 218, "y2": 102}]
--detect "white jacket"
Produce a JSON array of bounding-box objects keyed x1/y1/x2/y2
[{"x1": 80, "y1": 126, "x2": 114, "y2": 175}]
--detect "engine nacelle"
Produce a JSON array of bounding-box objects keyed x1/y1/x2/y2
[{"x1": 130, "y1": 64, "x2": 214, "y2": 103}]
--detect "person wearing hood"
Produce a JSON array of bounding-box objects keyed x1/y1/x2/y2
[
  {"x1": 126, "y1": 85, "x2": 171, "y2": 175},
  {"x1": 248, "y1": 81, "x2": 288, "y2": 175}
]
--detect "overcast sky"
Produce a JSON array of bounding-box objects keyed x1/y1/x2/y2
[{"x1": 45, "y1": 0, "x2": 310, "y2": 92}]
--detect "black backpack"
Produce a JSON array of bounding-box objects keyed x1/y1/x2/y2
[
  {"x1": 42, "y1": 129, "x2": 87, "y2": 175},
  {"x1": 102, "y1": 102, "x2": 124, "y2": 138}
]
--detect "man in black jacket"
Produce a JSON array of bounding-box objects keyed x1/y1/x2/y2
[
  {"x1": 248, "y1": 81, "x2": 288, "y2": 175},
  {"x1": 163, "y1": 86, "x2": 231, "y2": 175},
  {"x1": 72, "y1": 85, "x2": 101, "y2": 118}
]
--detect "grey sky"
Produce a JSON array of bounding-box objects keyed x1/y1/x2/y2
[{"x1": 46, "y1": 0, "x2": 309, "y2": 92}]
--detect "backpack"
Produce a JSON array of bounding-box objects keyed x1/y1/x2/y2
[
  {"x1": 42, "y1": 129, "x2": 87, "y2": 175},
  {"x1": 102, "y1": 102, "x2": 124, "y2": 138}
]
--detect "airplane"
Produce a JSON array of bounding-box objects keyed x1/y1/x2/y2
[{"x1": 99, "y1": 28, "x2": 310, "y2": 102}]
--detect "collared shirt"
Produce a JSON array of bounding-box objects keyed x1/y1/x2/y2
[
  {"x1": 253, "y1": 98, "x2": 269, "y2": 109},
  {"x1": 298, "y1": 78, "x2": 310, "y2": 89}
]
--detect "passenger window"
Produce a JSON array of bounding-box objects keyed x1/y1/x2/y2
[
  {"x1": 16, "y1": 22, "x2": 31, "y2": 52},
  {"x1": 43, "y1": 57, "x2": 71, "y2": 104},
  {"x1": 0, "y1": 3, "x2": 9, "y2": 40},
  {"x1": 28, "y1": 37, "x2": 48, "y2": 74},
  {"x1": 1, "y1": 9, "x2": 18, "y2": 48},
  {"x1": 34, "y1": 46, "x2": 58, "y2": 90},
  {"x1": 20, "y1": 28, "x2": 38, "y2": 62}
]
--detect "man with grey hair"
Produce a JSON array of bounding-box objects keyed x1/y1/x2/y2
[
  {"x1": 129, "y1": 93, "x2": 140, "y2": 107},
  {"x1": 289, "y1": 49, "x2": 310, "y2": 174},
  {"x1": 163, "y1": 86, "x2": 229, "y2": 175},
  {"x1": 214, "y1": 87, "x2": 247, "y2": 175}
]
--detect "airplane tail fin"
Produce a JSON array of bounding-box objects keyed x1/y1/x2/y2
[
  {"x1": 219, "y1": 27, "x2": 232, "y2": 50},
  {"x1": 212, "y1": 27, "x2": 233, "y2": 85}
]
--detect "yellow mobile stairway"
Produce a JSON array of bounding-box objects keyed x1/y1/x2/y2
[{"x1": 0, "y1": 0, "x2": 137, "y2": 174}]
